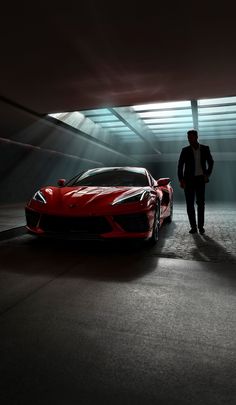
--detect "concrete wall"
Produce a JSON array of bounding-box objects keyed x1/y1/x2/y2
[
  {"x1": 146, "y1": 159, "x2": 236, "y2": 203},
  {"x1": 146, "y1": 152, "x2": 236, "y2": 204},
  {"x1": 128, "y1": 137, "x2": 236, "y2": 203},
  {"x1": 0, "y1": 99, "x2": 138, "y2": 203}
]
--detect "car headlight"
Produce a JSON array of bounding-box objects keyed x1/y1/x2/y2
[
  {"x1": 32, "y1": 190, "x2": 47, "y2": 204},
  {"x1": 112, "y1": 191, "x2": 149, "y2": 206}
]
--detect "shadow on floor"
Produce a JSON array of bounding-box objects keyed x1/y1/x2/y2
[
  {"x1": 0, "y1": 232, "x2": 169, "y2": 282},
  {"x1": 191, "y1": 232, "x2": 236, "y2": 267}
]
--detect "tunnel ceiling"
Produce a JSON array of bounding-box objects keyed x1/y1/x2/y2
[
  {"x1": 1, "y1": 3, "x2": 236, "y2": 114},
  {"x1": 48, "y1": 96, "x2": 236, "y2": 162}
]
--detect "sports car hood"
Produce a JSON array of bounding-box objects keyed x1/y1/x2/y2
[{"x1": 30, "y1": 185, "x2": 151, "y2": 214}]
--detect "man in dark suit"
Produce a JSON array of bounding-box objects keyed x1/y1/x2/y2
[{"x1": 178, "y1": 129, "x2": 214, "y2": 234}]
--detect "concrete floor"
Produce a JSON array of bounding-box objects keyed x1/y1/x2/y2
[{"x1": 0, "y1": 203, "x2": 235, "y2": 405}]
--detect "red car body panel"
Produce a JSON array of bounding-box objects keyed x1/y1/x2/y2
[{"x1": 25, "y1": 167, "x2": 173, "y2": 241}]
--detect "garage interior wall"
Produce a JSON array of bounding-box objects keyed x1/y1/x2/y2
[{"x1": 0, "y1": 99, "x2": 137, "y2": 203}]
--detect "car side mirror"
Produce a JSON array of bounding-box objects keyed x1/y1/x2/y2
[
  {"x1": 57, "y1": 178, "x2": 66, "y2": 187},
  {"x1": 157, "y1": 177, "x2": 170, "y2": 187}
]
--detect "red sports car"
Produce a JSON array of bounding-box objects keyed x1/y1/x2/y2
[{"x1": 25, "y1": 167, "x2": 173, "y2": 244}]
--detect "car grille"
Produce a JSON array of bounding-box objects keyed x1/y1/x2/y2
[
  {"x1": 38, "y1": 214, "x2": 112, "y2": 234},
  {"x1": 113, "y1": 213, "x2": 150, "y2": 232},
  {"x1": 25, "y1": 209, "x2": 40, "y2": 227}
]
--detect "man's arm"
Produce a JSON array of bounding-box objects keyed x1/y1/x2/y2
[
  {"x1": 178, "y1": 149, "x2": 186, "y2": 188},
  {"x1": 206, "y1": 146, "x2": 214, "y2": 176}
]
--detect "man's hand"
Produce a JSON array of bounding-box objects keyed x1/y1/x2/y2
[
  {"x1": 204, "y1": 175, "x2": 209, "y2": 183},
  {"x1": 179, "y1": 179, "x2": 186, "y2": 189}
]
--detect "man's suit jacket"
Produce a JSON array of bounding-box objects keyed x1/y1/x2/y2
[{"x1": 178, "y1": 144, "x2": 214, "y2": 181}]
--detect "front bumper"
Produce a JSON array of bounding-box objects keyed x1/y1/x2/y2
[{"x1": 25, "y1": 207, "x2": 154, "y2": 240}]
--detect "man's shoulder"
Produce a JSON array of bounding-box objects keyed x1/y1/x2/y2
[
  {"x1": 181, "y1": 145, "x2": 191, "y2": 152},
  {"x1": 199, "y1": 144, "x2": 210, "y2": 151}
]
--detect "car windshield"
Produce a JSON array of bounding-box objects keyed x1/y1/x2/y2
[{"x1": 67, "y1": 170, "x2": 149, "y2": 187}]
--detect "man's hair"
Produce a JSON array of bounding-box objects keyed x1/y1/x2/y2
[{"x1": 187, "y1": 129, "x2": 198, "y2": 137}]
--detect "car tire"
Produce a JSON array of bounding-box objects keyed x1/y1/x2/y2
[
  {"x1": 148, "y1": 203, "x2": 160, "y2": 246},
  {"x1": 165, "y1": 200, "x2": 173, "y2": 223}
]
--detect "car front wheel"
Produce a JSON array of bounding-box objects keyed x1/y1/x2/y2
[
  {"x1": 148, "y1": 203, "x2": 160, "y2": 246},
  {"x1": 165, "y1": 200, "x2": 173, "y2": 223}
]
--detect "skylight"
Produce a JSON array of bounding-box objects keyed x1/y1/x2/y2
[{"x1": 48, "y1": 96, "x2": 236, "y2": 145}]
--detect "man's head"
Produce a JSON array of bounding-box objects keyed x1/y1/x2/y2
[{"x1": 187, "y1": 129, "x2": 198, "y2": 148}]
